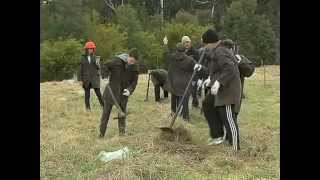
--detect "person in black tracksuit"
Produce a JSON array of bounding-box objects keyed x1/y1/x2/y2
[
  {"x1": 99, "y1": 49, "x2": 139, "y2": 137},
  {"x1": 78, "y1": 41, "x2": 104, "y2": 111},
  {"x1": 149, "y1": 69, "x2": 168, "y2": 102},
  {"x1": 201, "y1": 30, "x2": 242, "y2": 151}
]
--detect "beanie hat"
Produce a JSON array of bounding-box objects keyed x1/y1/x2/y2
[
  {"x1": 202, "y1": 29, "x2": 219, "y2": 43},
  {"x1": 116, "y1": 53, "x2": 129, "y2": 62},
  {"x1": 181, "y1": 36, "x2": 191, "y2": 44}
]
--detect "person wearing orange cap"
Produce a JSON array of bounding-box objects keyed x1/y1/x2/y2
[{"x1": 78, "y1": 41, "x2": 104, "y2": 111}]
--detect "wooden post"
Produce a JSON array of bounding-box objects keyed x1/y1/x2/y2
[
  {"x1": 156, "y1": 56, "x2": 159, "y2": 69},
  {"x1": 160, "y1": 0, "x2": 164, "y2": 24},
  {"x1": 73, "y1": 72, "x2": 78, "y2": 81},
  {"x1": 262, "y1": 59, "x2": 266, "y2": 88}
]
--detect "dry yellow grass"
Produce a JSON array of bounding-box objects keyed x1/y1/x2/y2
[{"x1": 41, "y1": 65, "x2": 280, "y2": 179}]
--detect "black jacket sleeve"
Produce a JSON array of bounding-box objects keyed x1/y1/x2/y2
[
  {"x1": 196, "y1": 48, "x2": 209, "y2": 80},
  {"x1": 107, "y1": 60, "x2": 123, "y2": 103},
  {"x1": 78, "y1": 60, "x2": 83, "y2": 81},
  {"x1": 191, "y1": 48, "x2": 200, "y2": 62},
  {"x1": 127, "y1": 71, "x2": 138, "y2": 94}
]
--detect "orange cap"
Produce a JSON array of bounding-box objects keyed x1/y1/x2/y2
[{"x1": 84, "y1": 41, "x2": 96, "y2": 49}]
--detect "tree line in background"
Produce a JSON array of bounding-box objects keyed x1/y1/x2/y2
[{"x1": 40, "y1": 0, "x2": 279, "y2": 82}]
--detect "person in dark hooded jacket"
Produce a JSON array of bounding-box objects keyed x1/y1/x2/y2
[
  {"x1": 164, "y1": 42, "x2": 203, "y2": 121},
  {"x1": 220, "y1": 39, "x2": 255, "y2": 118},
  {"x1": 78, "y1": 41, "x2": 104, "y2": 111},
  {"x1": 99, "y1": 48, "x2": 139, "y2": 138}
]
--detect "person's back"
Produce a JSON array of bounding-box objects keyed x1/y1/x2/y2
[
  {"x1": 167, "y1": 51, "x2": 196, "y2": 96},
  {"x1": 165, "y1": 42, "x2": 198, "y2": 121},
  {"x1": 150, "y1": 69, "x2": 168, "y2": 85},
  {"x1": 150, "y1": 69, "x2": 169, "y2": 102},
  {"x1": 102, "y1": 56, "x2": 126, "y2": 104}
]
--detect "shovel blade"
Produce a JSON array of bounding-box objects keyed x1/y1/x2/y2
[{"x1": 158, "y1": 126, "x2": 174, "y2": 133}]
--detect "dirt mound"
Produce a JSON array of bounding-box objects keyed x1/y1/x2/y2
[
  {"x1": 152, "y1": 126, "x2": 212, "y2": 164},
  {"x1": 157, "y1": 125, "x2": 192, "y2": 143}
]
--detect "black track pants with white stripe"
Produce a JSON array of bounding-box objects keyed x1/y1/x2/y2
[
  {"x1": 217, "y1": 105, "x2": 240, "y2": 151},
  {"x1": 202, "y1": 93, "x2": 224, "y2": 138}
]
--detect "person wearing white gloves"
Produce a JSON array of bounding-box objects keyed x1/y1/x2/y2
[
  {"x1": 201, "y1": 29, "x2": 242, "y2": 151},
  {"x1": 99, "y1": 48, "x2": 139, "y2": 138}
]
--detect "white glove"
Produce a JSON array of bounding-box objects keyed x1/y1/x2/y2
[
  {"x1": 210, "y1": 80, "x2": 220, "y2": 95},
  {"x1": 235, "y1": 54, "x2": 242, "y2": 63},
  {"x1": 122, "y1": 89, "x2": 130, "y2": 96},
  {"x1": 203, "y1": 77, "x2": 211, "y2": 87},
  {"x1": 197, "y1": 79, "x2": 203, "y2": 88},
  {"x1": 194, "y1": 64, "x2": 202, "y2": 71}
]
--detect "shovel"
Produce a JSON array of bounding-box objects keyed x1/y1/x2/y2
[
  {"x1": 159, "y1": 48, "x2": 206, "y2": 133},
  {"x1": 106, "y1": 85, "x2": 126, "y2": 119}
]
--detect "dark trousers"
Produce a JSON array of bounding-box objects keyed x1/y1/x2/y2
[
  {"x1": 171, "y1": 94, "x2": 190, "y2": 121},
  {"x1": 154, "y1": 84, "x2": 168, "y2": 101},
  {"x1": 191, "y1": 81, "x2": 199, "y2": 107},
  {"x1": 83, "y1": 83, "x2": 104, "y2": 110},
  {"x1": 202, "y1": 94, "x2": 240, "y2": 151},
  {"x1": 99, "y1": 96, "x2": 128, "y2": 136}
]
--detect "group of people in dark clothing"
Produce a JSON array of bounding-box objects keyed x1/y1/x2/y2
[{"x1": 78, "y1": 29, "x2": 255, "y2": 152}]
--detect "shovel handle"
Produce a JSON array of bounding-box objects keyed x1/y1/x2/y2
[
  {"x1": 145, "y1": 73, "x2": 151, "y2": 101},
  {"x1": 107, "y1": 85, "x2": 126, "y2": 116}
]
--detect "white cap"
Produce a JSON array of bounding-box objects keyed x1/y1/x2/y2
[{"x1": 181, "y1": 36, "x2": 191, "y2": 44}]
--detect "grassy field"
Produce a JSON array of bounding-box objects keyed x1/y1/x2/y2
[{"x1": 40, "y1": 65, "x2": 280, "y2": 180}]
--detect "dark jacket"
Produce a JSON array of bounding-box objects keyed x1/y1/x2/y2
[
  {"x1": 164, "y1": 51, "x2": 196, "y2": 96},
  {"x1": 101, "y1": 56, "x2": 139, "y2": 105},
  {"x1": 150, "y1": 69, "x2": 168, "y2": 86},
  {"x1": 185, "y1": 47, "x2": 200, "y2": 62},
  {"x1": 185, "y1": 47, "x2": 203, "y2": 82},
  {"x1": 78, "y1": 55, "x2": 101, "y2": 88},
  {"x1": 196, "y1": 47, "x2": 210, "y2": 80},
  {"x1": 207, "y1": 45, "x2": 241, "y2": 107}
]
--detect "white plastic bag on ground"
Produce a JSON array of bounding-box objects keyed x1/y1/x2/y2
[{"x1": 97, "y1": 147, "x2": 130, "y2": 163}]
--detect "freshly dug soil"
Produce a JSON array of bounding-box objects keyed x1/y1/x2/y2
[{"x1": 158, "y1": 125, "x2": 192, "y2": 143}]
